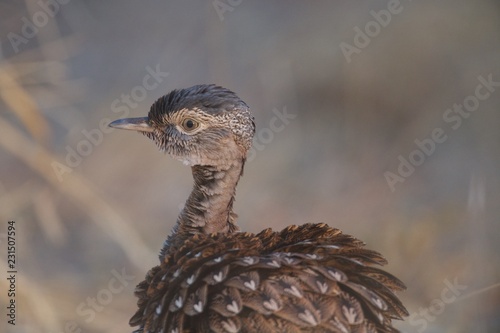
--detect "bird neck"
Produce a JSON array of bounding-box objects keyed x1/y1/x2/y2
[{"x1": 166, "y1": 159, "x2": 245, "y2": 249}]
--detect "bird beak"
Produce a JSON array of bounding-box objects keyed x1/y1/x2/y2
[{"x1": 108, "y1": 117, "x2": 154, "y2": 133}]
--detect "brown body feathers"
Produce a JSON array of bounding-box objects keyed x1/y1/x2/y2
[{"x1": 130, "y1": 224, "x2": 407, "y2": 333}]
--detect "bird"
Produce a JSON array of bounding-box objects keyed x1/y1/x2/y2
[{"x1": 109, "y1": 84, "x2": 408, "y2": 333}]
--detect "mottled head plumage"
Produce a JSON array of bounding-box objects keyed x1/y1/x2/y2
[
  {"x1": 111, "y1": 84, "x2": 255, "y2": 167},
  {"x1": 148, "y1": 84, "x2": 250, "y2": 120}
]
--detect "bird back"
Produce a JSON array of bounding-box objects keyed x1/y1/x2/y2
[{"x1": 131, "y1": 223, "x2": 407, "y2": 333}]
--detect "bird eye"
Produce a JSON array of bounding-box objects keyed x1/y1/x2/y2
[{"x1": 181, "y1": 118, "x2": 200, "y2": 132}]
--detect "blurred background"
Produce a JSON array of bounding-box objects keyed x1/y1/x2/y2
[{"x1": 1, "y1": 1, "x2": 499, "y2": 332}]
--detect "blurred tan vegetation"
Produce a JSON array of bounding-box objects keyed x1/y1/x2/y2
[{"x1": 0, "y1": 1, "x2": 499, "y2": 332}]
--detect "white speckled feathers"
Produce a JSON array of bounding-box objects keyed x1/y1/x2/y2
[{"x1": 131, "y1": 224, "x2": 407, "y2": 333}]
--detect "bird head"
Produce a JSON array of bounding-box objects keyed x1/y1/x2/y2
[{"x1": 109, "y1": 84, "x2": 255, "y2": 167}]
